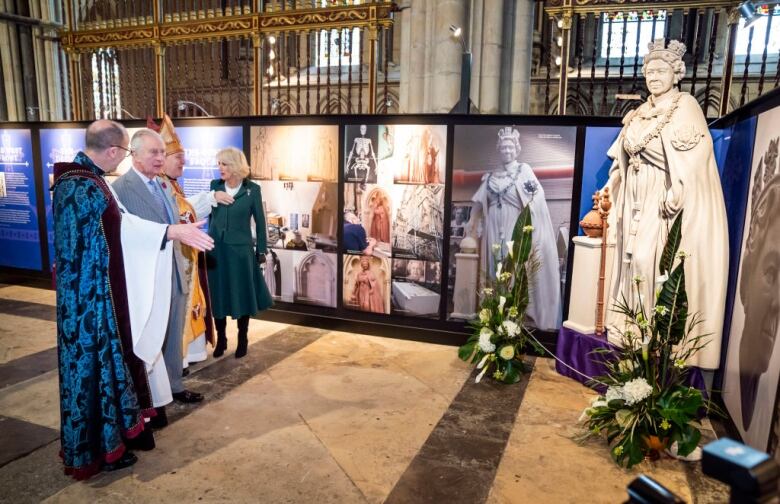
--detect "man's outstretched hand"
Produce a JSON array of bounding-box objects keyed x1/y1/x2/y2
[{"x1": 167, "y1": 220, "x2": 214, "y2": 251}]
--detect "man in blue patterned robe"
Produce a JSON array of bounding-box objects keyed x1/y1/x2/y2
[{"x1": 52, "y1": 120, "x2": 213, "y2": 479}]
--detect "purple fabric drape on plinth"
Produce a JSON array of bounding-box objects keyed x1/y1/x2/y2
[{"x1": 554, "y1": 326, "x2": 706, "y2": 395}]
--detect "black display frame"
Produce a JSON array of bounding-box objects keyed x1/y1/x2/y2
[{"x1": 1, "y1": 113, "x2": 623, "y2": 346}]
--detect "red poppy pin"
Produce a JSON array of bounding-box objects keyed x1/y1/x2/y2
[{"x1": 161, "y1": 182, "x2": 167, "y2": 189}]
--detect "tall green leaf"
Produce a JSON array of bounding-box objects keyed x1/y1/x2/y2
[
  {"x1": 510, "y1": 206, "x2": 533, "y2": 264},
  {"x1": 659, "y1": 211, "x2": 683, "y2": 275},
  {"x1": 655, "y1": 262, "x2": 688, "y2": 346}
]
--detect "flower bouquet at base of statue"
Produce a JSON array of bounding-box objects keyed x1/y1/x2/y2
[
  {"x1": 458, "y1": 206, "x2": 544, "y2": 384},
  {"x1": 579, "y1": 211, "x2": 722, "y2": 468}
]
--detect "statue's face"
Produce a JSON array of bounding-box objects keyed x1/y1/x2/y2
[
  {"x1": 163, "y1": 151, "x2": 185, "y2": 179},
  {"x1": 740, "y1": 206, "x2": 780, "y2": 377},
  {"x1": 645, "y1": 59, "x2": 676, "y2": 97},
  {"x1": 498, "y1": 140, "x2": 517, "y2": 164},
  {"x1": 360, "y1": 257, "x2": 370, "y2": 270}
]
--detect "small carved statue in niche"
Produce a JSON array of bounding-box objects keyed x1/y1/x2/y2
[{"x1": 351, "y1": 256, "x2": 385, "y2": 313}]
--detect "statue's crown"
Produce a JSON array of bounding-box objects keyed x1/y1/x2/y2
[
  {"x1": 647, "y1": 38, "x2": 686, "y2": 61},
  {"x1": 752, "y1": 137, "x2": 780, "y2": 209},
  {"x1": 497, "y1": 127, "x2": 519, "y2": 142}
]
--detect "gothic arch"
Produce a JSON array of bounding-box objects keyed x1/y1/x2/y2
[
  {"x1": 318, "y1": 92, "x2": 352, "y2": 114},
  {"x1": 294, "y1": 252, "x2": 336, "y2": 307}
]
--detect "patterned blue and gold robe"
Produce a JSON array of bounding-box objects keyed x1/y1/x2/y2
[{"x1": 53, "y1": 152, "x2": 152, "y2": 479}]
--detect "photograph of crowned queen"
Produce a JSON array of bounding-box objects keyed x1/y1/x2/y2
[{"x1": 448, "y1": 124, "x2": 577, "y2": 331}]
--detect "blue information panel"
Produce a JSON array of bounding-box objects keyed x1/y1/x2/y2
[
  {"x1": 579, "y1": 126, "x2": 621, "y2": 234},
  {"x1": 0, "y1": 129, "x2": 42, "y2": 270},
  {"x1": 176, "y1": 126, "x2": 244, "y2": 198},
  {"x1": 39, "y1": 128, "x2": 86, "y2": 267}
]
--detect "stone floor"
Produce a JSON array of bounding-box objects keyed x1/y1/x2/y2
[{"x1": 0, "y1": 281, "x2": 729, "y2": 503}]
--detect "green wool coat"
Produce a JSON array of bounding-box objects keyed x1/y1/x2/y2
[{"x1": 206, "y1": 178, "x2": 273, "y2": 319}]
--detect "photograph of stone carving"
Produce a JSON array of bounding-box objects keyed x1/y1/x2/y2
[
  {"x1": 250, "y1": 125, "x2": 338, "y2": 182},
  {"x1": 723, "y1": 104, "x2": 780, "y2": 453},
  {"x1": 345, "y1": 124, "x2": 379, "y2": 183},
  {"x1": 447, "y1": 124, "x2": 575, "y2": 331},
  {"x1": 343, "y1": 183, "x2": 392, "y2": 258},
  {"x1": 263, "y1": 249, "x2": 337, "y2": 308},
  {"x1": 379, "y1": 124, "x2": 445, "y2": 185},
  {"x1": 262, "y1": 249, "x2": 281, "y2": 299},
  {"x1": 343, "y1": 254, "x2": 391, "y2": 315},
  {"x1": 391, "y1": 258, "x2": 441, "y2": 318},
  {"x1": 391, "y1": 184, "x2": 444, "y2": 262}
]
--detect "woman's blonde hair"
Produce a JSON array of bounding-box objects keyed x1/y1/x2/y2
[{"x1": 216, "y1": 147, "x2": 250, "y2": 179}]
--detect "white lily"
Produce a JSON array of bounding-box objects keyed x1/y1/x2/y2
[
  {"x1": 475, "y1": 366, "x2": 488, "y2": 383},
  {"x1": 496, "y1": 262, "x2": 503, "y2": 279},
  {"x1": 498, "y1": 296, "x2": 507, "y2": 314},
  {"x1": 477, "y1": 354, "x2": 490, "y2": 369},
  {"x1": 505, "y1": 240, "x2": 514, "y2": 258}
]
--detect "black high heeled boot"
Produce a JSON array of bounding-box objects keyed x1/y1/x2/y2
[
  {"x1": 235, "y1": 316, "x2": 249, "y2": 359},
  {"x1": 213, "y1": 317, "x2": 228, "y2": 358}
]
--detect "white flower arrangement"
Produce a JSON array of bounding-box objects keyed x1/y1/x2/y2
[
  {"x1": 458, "y1": 206, "x2": 539, "y2": 384},
  {"x1": 501, "y1": 320, "x2": 521, "y2": 338},
  {"x1": 621, "y1": 378, "x2": 653, "y2": 406},
  {"x1": 478, "y1": 328, "x2": 496, "y2": 353}
]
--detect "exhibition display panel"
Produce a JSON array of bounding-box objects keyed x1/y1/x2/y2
[{"x1": 4, "y1": 88, "x2": 780, "y2": 459}]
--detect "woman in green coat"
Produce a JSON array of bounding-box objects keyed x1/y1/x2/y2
[{"x1": 206, "y1": 147, "x2": 273, "y2": 358}]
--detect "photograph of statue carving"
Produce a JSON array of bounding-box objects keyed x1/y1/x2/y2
[
  {"x1": 723, "y1": 105, "x2": 780, "y2": 452},
  {"x1": 343, "y1": 183, "x2": 392, "y2": 257},
  {"x1": 250, "y1": 126, "x2": 272, "y2": 180},
  {"x1": 262, "y1": 249, "x2": 281, "y2": 299},
  {"x1": 250, "y1": 125, "x2": 337, "y2": 182},
  {"x1": 448, "y1": 124, "x2": 574, "y2": 330},
  {"x1": 344, "y1": 254, "x2": 390, "y2": 314},
  {"x1": 379, "y1": 125, "x2": 394, "y2": 161},
  {"x1": 345, "y1": 124, "x2": 378, "y2": 183},
  {"x1": 387, "y1": 125, "x2": 445, "y2": 185},
  {"x1": 600, "y1": 39, "x2": 728, "y2": 369}
]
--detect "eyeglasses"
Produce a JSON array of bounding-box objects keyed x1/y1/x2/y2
[{"x1": 111, "y1": 145, "x2": 132, "y2": 158}]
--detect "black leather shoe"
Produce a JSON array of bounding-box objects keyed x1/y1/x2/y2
[
  {"x1": 182, "y1": 368, "x2": 190, "y2": 377},
  {"x1": 104, "y1": 451, "x2": 137, "y2": 472},
  {"x1": 125, "y1": 429, "x2": 155, "y2": 451},
  {"x1": 149, "y1": 407, "x2": 168, "y2": 429},
  {"x1": 172, "y1": 390, "x2": 204, "y2": 403}
]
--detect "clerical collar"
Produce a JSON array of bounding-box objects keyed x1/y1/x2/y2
[{"x1": 73, "y1": 151, "x2": 106, "y2": 176}]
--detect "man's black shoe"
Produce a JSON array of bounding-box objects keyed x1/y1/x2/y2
[
  {"x1": 149, "y1": 407, "x2": 168, "y2": 429},
  {"x1": 182, "y1": 368, "x2": 190, "y2": 377},
  {"x1": 125, "y1": 429, "x2": 155, "y2": 451},
  {"x1": 104, "y1": 451, "x2": 137, "y2": 472},
  {"x1": 172, "y1": 390, "x2": 204, "y2": 403}
]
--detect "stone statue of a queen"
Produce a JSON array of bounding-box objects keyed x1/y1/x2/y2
[{"x1": 602, "y1": 39, "x2": 728, "y2": 369}]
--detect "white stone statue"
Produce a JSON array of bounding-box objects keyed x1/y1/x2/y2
[
  {"x1": 602, "y1": 39, "x2": 728, "y2": 370},
  {"x1": 466, "y1": 127, "x2": 561, "y2": 331}
]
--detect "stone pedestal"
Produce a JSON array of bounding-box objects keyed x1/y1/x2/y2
[
  {"x1": 562, "y1": 236, "x2": 614, "y2": 334},
  {"x1": 451, "y1": 251, "x2": 479, "y2": 320}
]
